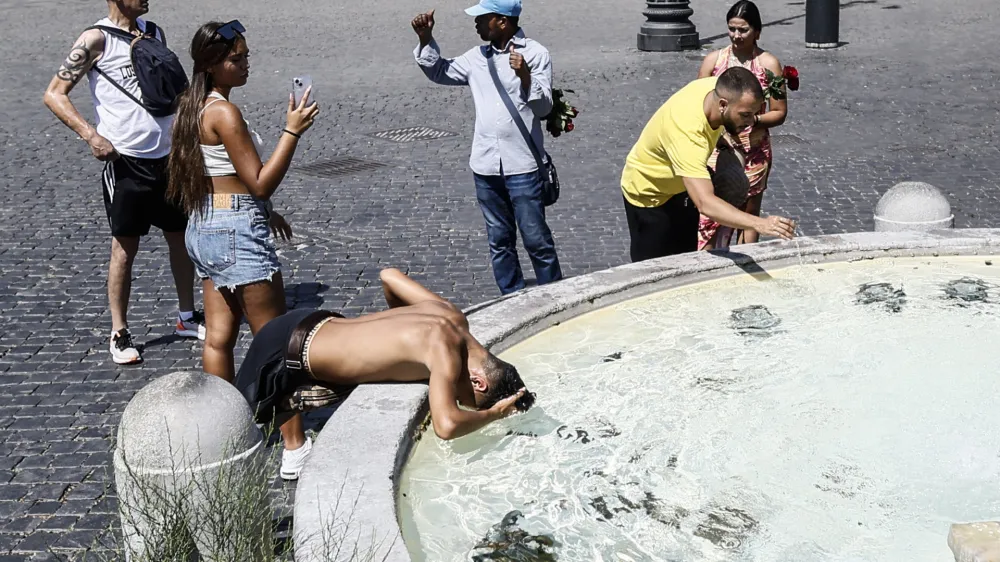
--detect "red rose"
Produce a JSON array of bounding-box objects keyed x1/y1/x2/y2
[
  {"x1": 782, "y1": 66, "x2": 800, "y2": 91},
  {"x1": 565, "y1": 120, "x2": 574, "y2": 132}
]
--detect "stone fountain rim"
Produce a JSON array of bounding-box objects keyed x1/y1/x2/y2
[{"x1": 293, "y1": 228, "x2": 1000, "y2": 562}]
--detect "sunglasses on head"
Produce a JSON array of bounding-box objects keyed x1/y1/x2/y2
[{"x1": 216, "y1": 20, "x2": 245, "y2": 40}]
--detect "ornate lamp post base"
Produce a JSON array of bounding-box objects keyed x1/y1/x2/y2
[{"x1": 637, "y1": 0, "x2": 700, "y2": 52}]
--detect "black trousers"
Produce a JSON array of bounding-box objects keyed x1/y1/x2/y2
[{"x1": 623, "y1": 192, "x2": 699, "y2": 263}]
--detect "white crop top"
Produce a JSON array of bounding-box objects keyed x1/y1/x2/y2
[{"x1": 200, "y1": 92, "x2": 264, "y2": 177}]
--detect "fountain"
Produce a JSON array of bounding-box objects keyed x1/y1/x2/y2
[{"x1": 293, "y1": 186, "x2": 1000, "y2": 561}]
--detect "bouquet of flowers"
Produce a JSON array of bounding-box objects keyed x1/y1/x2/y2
[
  {"x1": 763, "y1": 66, "x2": 799, "y2": 100},
  {"x1": 545, "y1": 89, "x2": 579, "y2": 137}
]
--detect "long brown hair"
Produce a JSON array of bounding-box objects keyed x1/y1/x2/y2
[{"x1": 167, "y1": 22, "x2": 243, "y2": 216}]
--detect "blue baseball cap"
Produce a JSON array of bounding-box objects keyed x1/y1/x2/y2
[{"x1": 465, "y1": 0, "x2": 522, "y2": 17}]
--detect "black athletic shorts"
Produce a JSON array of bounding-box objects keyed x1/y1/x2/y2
[
  {"x1": 623, "y1": 192, "x2": 699, "y2": 263},
  {"x1": 101, "y1": 155, "x2": 187, "y2": 237},
  {"x1": 235, "y1": 308, "x2": 352, "y2": 424}
]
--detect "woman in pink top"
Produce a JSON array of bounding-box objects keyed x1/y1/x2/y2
[{"x1": 697, "y1": 0, "x2": 788, "y2": 249}]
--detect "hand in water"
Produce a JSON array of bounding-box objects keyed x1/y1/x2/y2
[
  {"x1": 491, "y1": 388, "x2": 527, "y2": 418},
  {"x1": 759, "y1": 216, "x2": 796, "y2": 240}
]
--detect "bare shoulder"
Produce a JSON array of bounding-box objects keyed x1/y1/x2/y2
[
  {"x1": 698, "y1": 49, "x2": 722, "y2": 77},
  {"x1": 78, "y1": 28, "x2": 106, "y2": 49},
  {"x1": 203, "y1": 99, "x2": 245, "y2": 128},
  {"x1": 703, "y1": 48, "x2": 723, "y2": 64},
  {"x1": 758, "y1": 50, "x2": 783, "y2": 73}
]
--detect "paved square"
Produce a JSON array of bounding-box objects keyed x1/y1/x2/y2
[{"x1": 2, "y1": 0, "x2": 998, "y2": 558}]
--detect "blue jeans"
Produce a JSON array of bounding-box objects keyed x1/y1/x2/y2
[{"x1": 474, "y1": 169, "x2": 562, "y2": 294}]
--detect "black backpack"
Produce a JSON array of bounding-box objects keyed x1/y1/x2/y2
[{"x1": 87, "y1": 21, "x2": 189, "y2": 117}]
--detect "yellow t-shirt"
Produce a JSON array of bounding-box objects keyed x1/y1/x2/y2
[{"x1": 620, "y1": 77, "x2": 722, "y2": 208}]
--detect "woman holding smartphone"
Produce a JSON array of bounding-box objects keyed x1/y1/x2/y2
[{"x1": 167, "y1": 20, "x2": 319, "y2": 480}]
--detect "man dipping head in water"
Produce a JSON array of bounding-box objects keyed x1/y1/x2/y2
[{"x1": 235, "y1": 268, "x2": 533, "y2": 478}]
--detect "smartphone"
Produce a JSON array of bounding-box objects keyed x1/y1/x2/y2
[{"x1": 292, "y1": 75, "x2": 313, "y2": 106}]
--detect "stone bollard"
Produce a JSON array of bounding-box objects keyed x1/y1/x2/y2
[
  {"x1": 873, "y1": 181, "x2": 954, "y2": 232},
  {"x1": 948, "y1": 522, "x2": 1000, "y2": 562},
  {"x1": 114, "y1": 372, "x2": 269, "y2": 561}
]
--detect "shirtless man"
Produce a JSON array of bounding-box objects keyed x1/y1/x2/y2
[{"x1": 235, "y1": 268, "x2": 533, "y2": 478}]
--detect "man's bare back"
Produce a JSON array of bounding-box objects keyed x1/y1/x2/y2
[{"x1": 235, "y1": 269, "x2": 532, "y2": 440}]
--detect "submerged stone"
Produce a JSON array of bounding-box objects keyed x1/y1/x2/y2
[
  {"x1": 472, "y1": 510, "x2": 557, "y2": 561},
  {"x1": 944, "y1": 277, "x2": 990, "y2": 304},
  {"x1": 693, "y1": 506, "x2": 758, "y2": 550},
  {"x1": 602, "y1": 351, "x2": 624, "y2": 362},
  {"x1": 856, "y1": 282, "x2": 906, "y2": 313},
  {"x1": 731, "y1": 305, "x2": 781, "y2": 335}
]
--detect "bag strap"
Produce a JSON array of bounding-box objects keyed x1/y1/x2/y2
[
  {"x1": 145, "y1": 21, "x2": 161, "y2": 45},
  {"x1": 485, "y1": 48, "x2": 546, "y2": 171},
  {"x1": 85, "y1": 25, "x2": 148, "y2": 110}
]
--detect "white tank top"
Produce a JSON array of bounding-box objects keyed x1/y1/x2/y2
[
  {"x1": 199, "y1": 92, "x2": 265, "y2": 177},
  {"x1": 87, "y1": 17, "x2": 172, "y2": 159}
]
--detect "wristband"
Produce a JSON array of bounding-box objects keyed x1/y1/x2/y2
[{"x1": 282, "y1": 129, "x2": 301, "y2": 139}]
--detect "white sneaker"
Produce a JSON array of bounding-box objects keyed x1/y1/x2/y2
[
  {"x1": 110, "y1": 329, "x2": 142, "y2": 365},
  {"x1": 175, "y1": 311, "x2": 207, "y2": 340},
  {"x1": 279, "y1": 437, "x2": 313, "y2": 481}
]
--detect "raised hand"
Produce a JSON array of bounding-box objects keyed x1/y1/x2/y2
[
  {"x1": 507, "y1": 44, "x2": 529, "y2": 79},
  {"x1": 285, "y1": 86, "x2": 319, "y2": 136},
  {"x1": 411, "y1": 10, "x2": 435, "y2": 45}
]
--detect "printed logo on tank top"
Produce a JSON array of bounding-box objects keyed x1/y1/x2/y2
[{"x1": 120, "y1": 65, "x2": 136, "y2": 80}]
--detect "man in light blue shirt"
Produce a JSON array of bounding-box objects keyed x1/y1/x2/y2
[{"x1": 412, "y1": 0, "x2": 563, "y2": 295}]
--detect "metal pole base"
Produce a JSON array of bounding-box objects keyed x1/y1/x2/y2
[
  {"x1": 805, "y1": 42, "x2": 840, "y2": 49},
  {"x1": 637, "y1": 0, "x2": 700, "y2": 52}
]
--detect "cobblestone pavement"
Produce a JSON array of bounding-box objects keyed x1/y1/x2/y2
[{"x1": 1, "y1": 0, "x2": 999, "y2": 558}]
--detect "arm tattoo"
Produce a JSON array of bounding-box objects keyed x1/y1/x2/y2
[{"x1": 56, "y1": 43, "x2": 93, "y2": 83}]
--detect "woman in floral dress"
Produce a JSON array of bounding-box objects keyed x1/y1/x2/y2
[{"x1": 697, "y1": 0, "x2": 789, "y2": 249}]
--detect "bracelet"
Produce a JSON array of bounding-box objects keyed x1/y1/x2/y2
[{"x1": 282, "y1": 129, "x2": 301, "y2": 139}]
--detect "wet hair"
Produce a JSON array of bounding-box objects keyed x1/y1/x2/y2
[
  {"x1": 715, "y1": 66, "x2": 764, "y2": 104},
  {"x1": 166, "y1": 22, "x2": 244, "y2": 216},
  {"x1": 711, "y1": 146, "x2": 750, "y2": 208},
  {"x1": 727, "y1": 0, "x2": 762, "y2": 32},
  {"x1": 479, "y1": 353, "x2": 535, "y2": 411}
]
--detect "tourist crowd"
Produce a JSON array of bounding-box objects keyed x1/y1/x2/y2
[{"x1": 43, "y1": 0, "x2": 797, "y2": 478}]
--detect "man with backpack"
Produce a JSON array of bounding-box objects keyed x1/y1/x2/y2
[
  {"x1": 43, "y1": 0, "x2": 203, "y2": 365},
  {"x1": 412, "y1": 0, "x2": 563, "y2": 295}
]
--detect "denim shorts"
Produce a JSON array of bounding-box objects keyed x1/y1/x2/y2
[{"x1": 185, "y1": 194, "x2": 281, "y2": 290}]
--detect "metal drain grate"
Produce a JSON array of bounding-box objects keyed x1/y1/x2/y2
[
  {"x1": 293, "y1": 157, "x2": 386, "y2": 178},
  {"x1": 369, "y1": 126, "x2": 457, "y2": 143},
  {"x1": 771, "y1": 134, "x2": 811, "y2": 145}
]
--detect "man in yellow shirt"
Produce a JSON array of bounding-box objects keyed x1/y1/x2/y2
[{"x1": 621, "y1": 67, "x2": 796, "y2": 262}]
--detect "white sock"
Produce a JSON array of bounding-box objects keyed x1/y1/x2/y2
[{"x1": 179, "y1": 310, "x2": 194, "y2": 321}]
